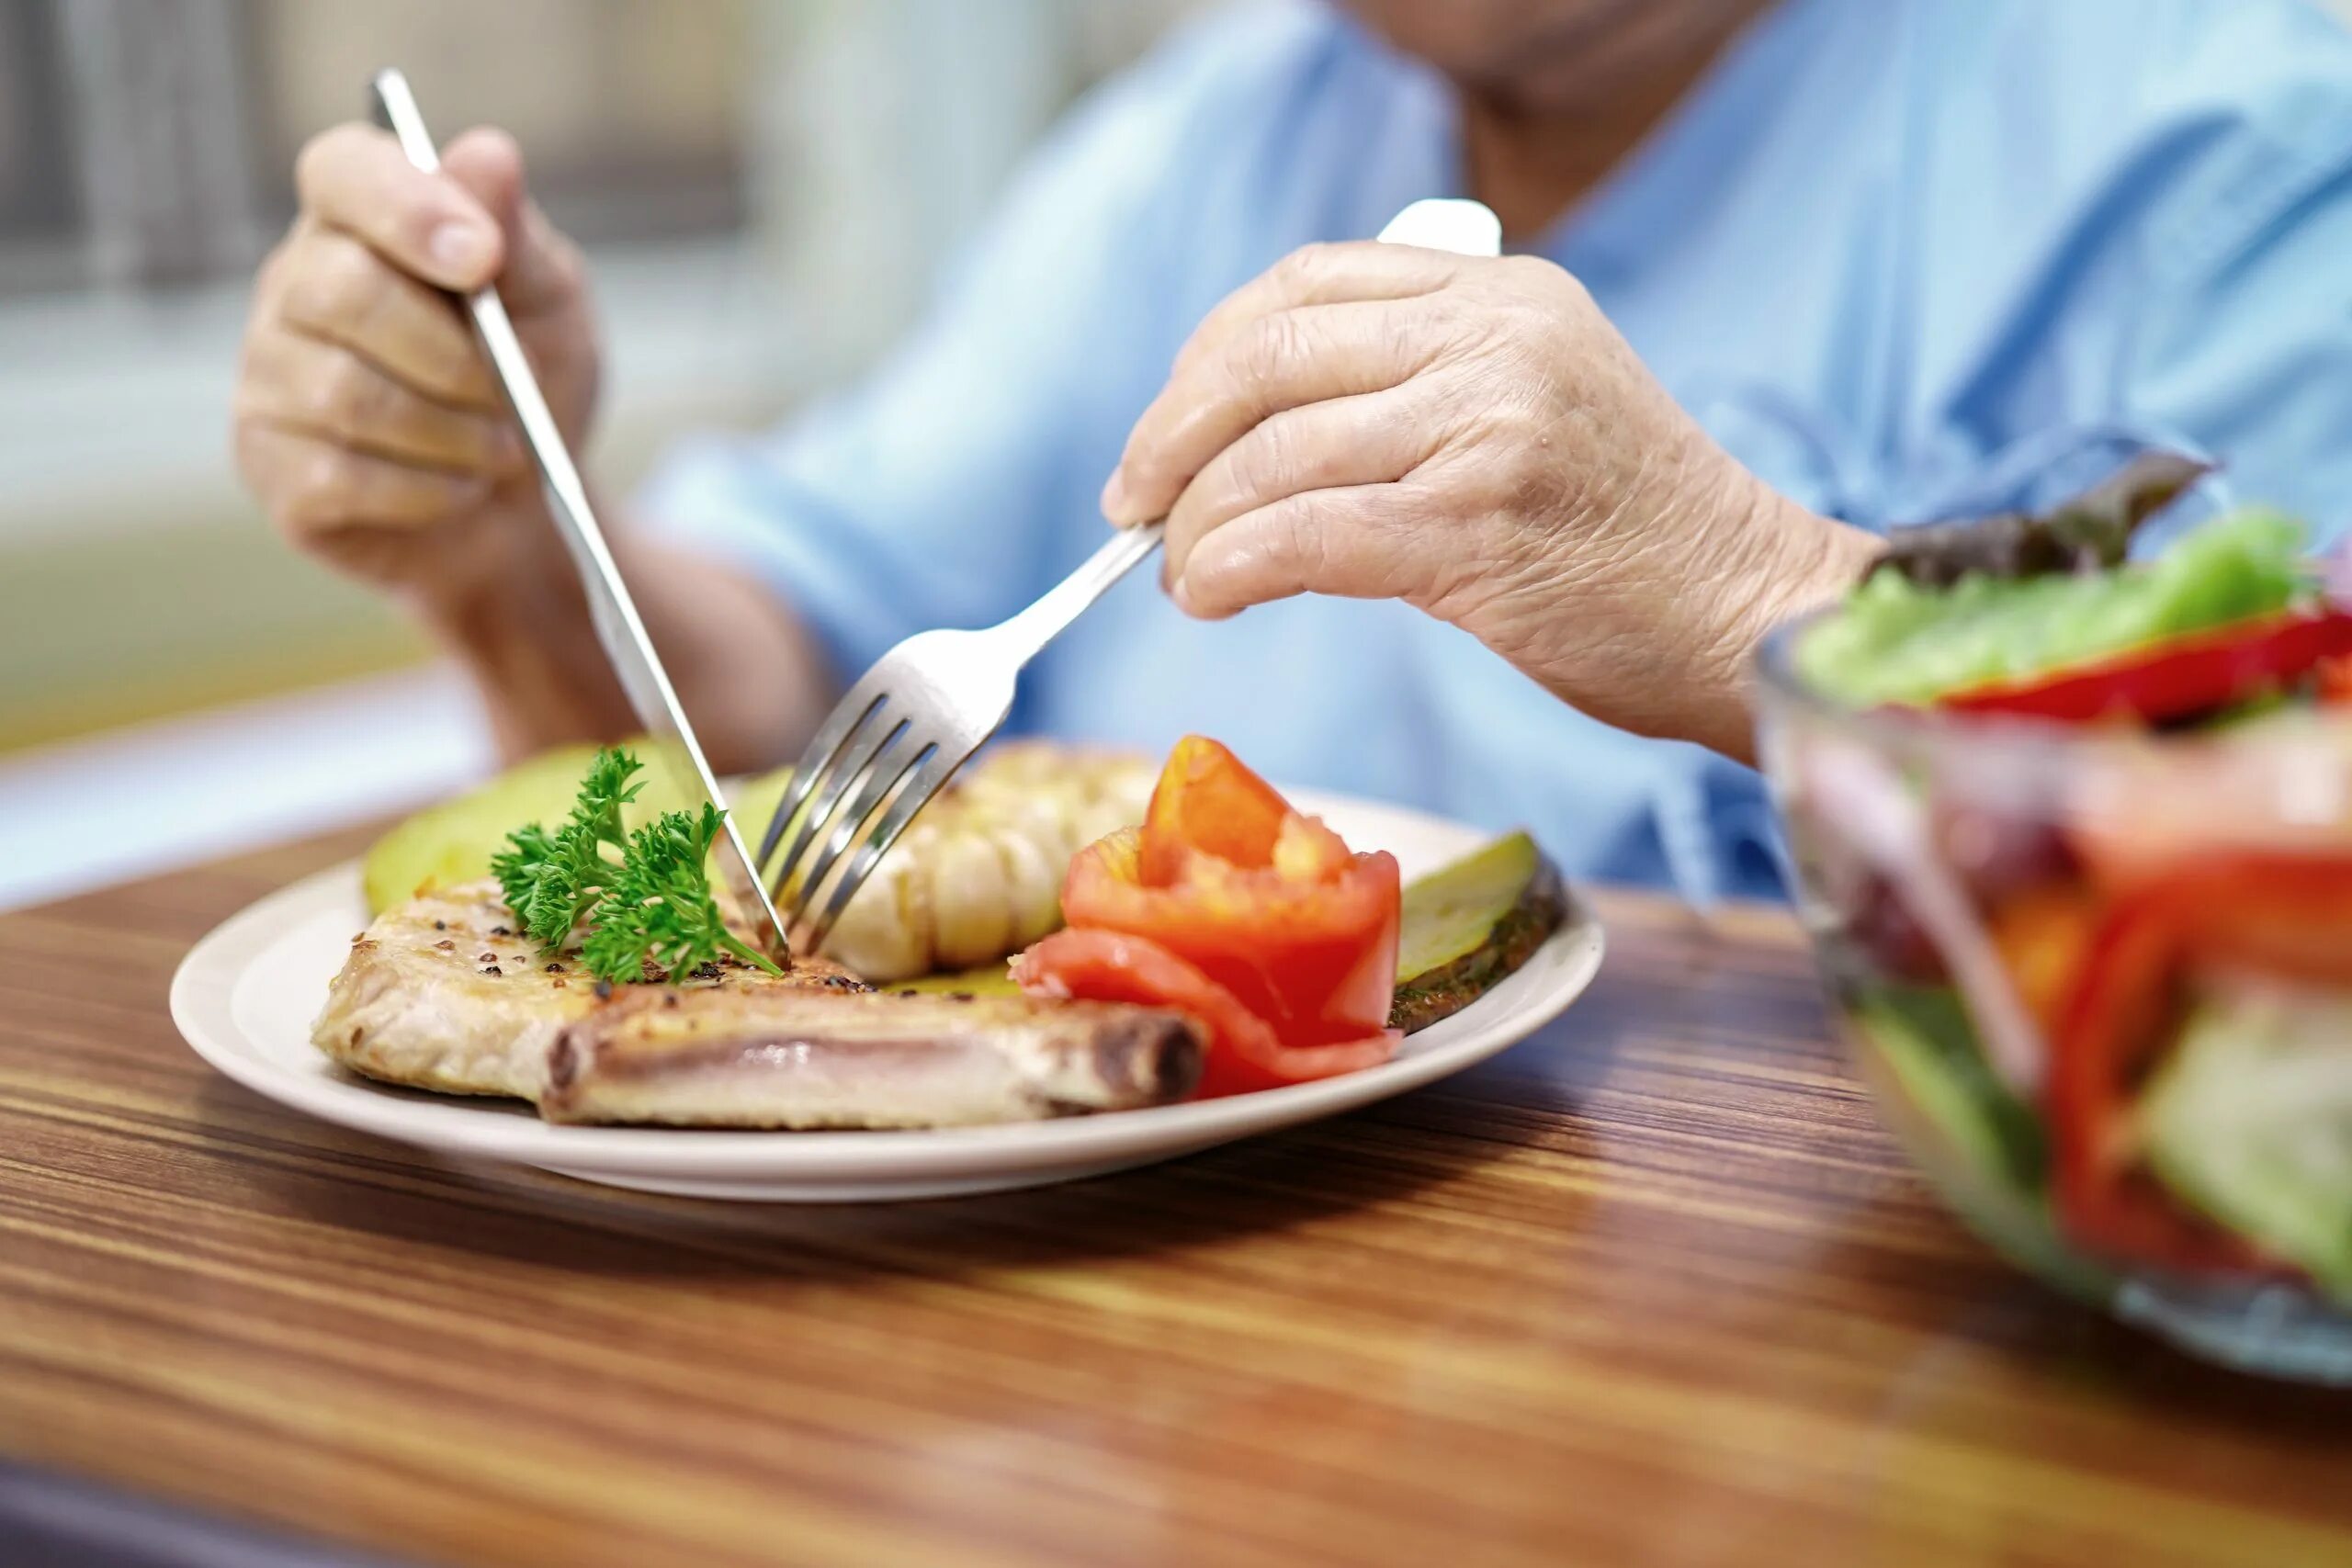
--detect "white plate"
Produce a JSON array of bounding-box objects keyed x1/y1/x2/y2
[{"x1": 170, "y1": 791, "x2": 1603, "y2": 1201}]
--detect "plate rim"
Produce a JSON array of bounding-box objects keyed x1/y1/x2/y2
[{"x1": 169, "y1": 791, "x2": 1604, "y2": 1183}]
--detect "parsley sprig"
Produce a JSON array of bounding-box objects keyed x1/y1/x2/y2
[
  {"x1": 490, "y1": 747, "x2": 640, "y2": 949},
  {"x1": 492, "y1": 747, "x2": 781, "y2": 985}
]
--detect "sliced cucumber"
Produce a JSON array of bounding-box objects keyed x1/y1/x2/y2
[
  {"x1": 2143, "y1": 990, "x2": 2352, "y2": 1297},
  {"x1": 1843, "y1": 987, "x2": 2108, "y2": 1298},
  {"x1": 1389, "y1": 831, "x2": 1566, "y2": 1033}
]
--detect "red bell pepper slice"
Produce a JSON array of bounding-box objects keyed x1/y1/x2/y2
[
  {"x1": 2052, "y1": 852, "x2": 2352, "y2": 1272},
  {"x1": 1014, "y1": 738, "x2": 1402, "y2": 1097},
  {"x1": 1941, "y1": 608, "x2": 2352, "y2": 725}
]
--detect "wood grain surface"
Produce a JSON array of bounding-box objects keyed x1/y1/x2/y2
[{"x1": 1, "y1": 830, "x2": 2347, "y2": 1568}]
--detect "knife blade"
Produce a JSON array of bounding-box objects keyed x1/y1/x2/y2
[{"x1": 369, "y1": 67, "x2": 791, "y2": 959}]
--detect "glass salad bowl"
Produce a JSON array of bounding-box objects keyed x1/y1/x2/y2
[{"x1": 1756, "y1": 623, "x2": 2352, "y2": 1382}]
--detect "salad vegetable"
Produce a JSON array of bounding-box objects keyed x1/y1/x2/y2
[
  {"x1": 1014, "y1": 737, "x2": 1402, "y2": 1096},
  {"x1": 1851, "y1": 983, "x2": 2044, "y2": 1192},
  {"x1": 1872, "y1": 451, "x2": 2210, "y2": 588},
  {"x1": 1943, "y1": 607, "x2": 2352, "y2": 725},
  {"x1": 1793, "y1": 463, "x2": 2352, "y2": 1302},
  {"x1": 1389, "y1": 830, "x2": 1565, "y2": 1032},
  {"x1": 2143, "y1": 980, "x2": 2352, "y2": 1295},
  {"x1": 1799, "y1": 509, "x2": 2313, "y2": 710}
]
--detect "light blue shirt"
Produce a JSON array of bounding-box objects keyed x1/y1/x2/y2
[{"x1": 642, "y1": 0, "x2": 2352, "y2": 906}]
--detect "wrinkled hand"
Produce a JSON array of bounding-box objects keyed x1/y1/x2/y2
[
  {"x1": 1102, "y1": 243, "x2": 1873, "y2": 758},
  {"x1": 232, "y1": 123, "x2": 600, "y2": 618}
]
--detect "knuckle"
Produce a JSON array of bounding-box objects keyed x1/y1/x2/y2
[
  {"x1": 1516, "y1": 253, "x2": 1589, "y2": 308},
  {"x1": 1266, "y1": 495, "x2": 1337, "y2": 583},
  {"x1": 1279, "y1": 241, "x2": 1338, "y2": 283},
  {"x1": 1276, "y1": 239, "x2": 1362, "y2": 295},
  {"x1": 1238, "y1": 411, "x2": 1333, "y2": 498},
  {"x1": 458, "y1": 413, "x2": 503, "y2": 468},
  {"x1": 279, "y1": 451, "x2": 354, "y2": 532},
  {"x1": 1237, "y1": 311, "x2": 1304, "y2": 396},
  {"x1": 293, "y1": 122, "x2": 367, "y2": 197},
  {"x1": 1241, "y1": 416, "x2": 1294, "y2": 494},
  {"x1": 284, "y1": 236, "x2": 380, "y2": 328},
  {"x1": 311, "y1": 355, "x2": 384, "y2": 439}
]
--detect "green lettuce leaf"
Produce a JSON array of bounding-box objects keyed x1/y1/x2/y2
[{"x1": 1800, "y1": 510, "x2": 2311, "y2": 707}]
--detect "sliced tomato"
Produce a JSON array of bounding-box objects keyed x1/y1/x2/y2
[
  {"x1": 1013, "y1": 929, "x2": 1396, "y2": 1097},
  {"x1": 1139, "y1": 734, "x2": 1294, "y2": 884},
  {"x1": 1941, "y1": 608, "x2": 2352, "y2": 726},
  {"x1": 1060, "y1": 827, "x2": 1400, "y2": 1047},
  {"x1": 1020, "y1": 736, "x2": 1404, "y2": 1097},
  {"x1": 2051, "y1": 853, "x2": 2352, "y2": 1273}
]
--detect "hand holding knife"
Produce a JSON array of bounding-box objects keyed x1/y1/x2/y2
[{"x1": 368, "y1": 67, "x2": 792, "y2": 959}]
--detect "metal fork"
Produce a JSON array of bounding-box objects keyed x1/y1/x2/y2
[{"x1": 757, "y1": 197, "x2": 1504, "y2": 949}]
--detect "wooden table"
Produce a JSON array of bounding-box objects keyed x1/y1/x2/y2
[{"x1": 3, "y1": 832, "x2": 2347, "y2": 1568}]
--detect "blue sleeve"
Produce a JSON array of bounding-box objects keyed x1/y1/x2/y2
[
  {"x1": 2119, "y1": 132, "x2": 2352, "y2": 556},
  {"x1": 632, "y1": 29, "x2": 1220, "y2": 683},
  {"x1": 1866, "y1": 3, "x2": 2352, "y2": 552}
]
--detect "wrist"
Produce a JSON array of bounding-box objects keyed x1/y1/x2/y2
[
  {"x1": 407, "y1": 491, "x2": 572, "y2": 648},
  {"x1": 1693, "y1": 479, "x2": 1877, "y2": 761}
]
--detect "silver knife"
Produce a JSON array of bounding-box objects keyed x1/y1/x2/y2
[{"x1": 369, "y1": 68, "x2": 790, "y2": 957}]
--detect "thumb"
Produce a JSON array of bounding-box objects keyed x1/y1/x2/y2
[{"x1": 439, "y1": 127, "x2": 582, "y2": 316}]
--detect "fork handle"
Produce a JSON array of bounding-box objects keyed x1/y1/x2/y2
[{"x1": 994, "y1": 520, "x2": 1165, "y2": 661}]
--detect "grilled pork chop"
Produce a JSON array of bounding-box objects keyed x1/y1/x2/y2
[
  {"x1": 314, "y1": 879, "x2": 1204, "y2": 1125},
  {"x1": 313, "y1": 878, "x2": 867, "y2": 1102},
  {"x1": 541, "y1": 987, "x2": 1203, "y2": 1127}
]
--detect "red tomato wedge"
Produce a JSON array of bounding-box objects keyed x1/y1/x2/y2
[
  {"x1": 1939, "y1": 608, "x2": 2352, "y2": 725},
  {"x1": 1014, "y1": 738, "x2": 1403, "y2": 1097},
  {"x1": 1137, "y1": 734, "x2": 1295, "y2": 883}
]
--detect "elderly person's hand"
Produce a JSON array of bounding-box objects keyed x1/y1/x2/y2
[
  {"x1": 232, "y1": 123, "x2": 599, "y2": 618},
  {"x1": 1102, "y1": 243, "x2": 1877, "y2": 761}
]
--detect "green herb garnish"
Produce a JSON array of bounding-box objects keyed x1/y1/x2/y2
[
  {"x1": 490, "y1": 746, "x2": 641, "y2": 948},
  {"x1": 582, "y1": 801, "x2": 778, "y2": 983},
  {"x1": 492, "y1": 748, "x2": 781, "y2": 985}
]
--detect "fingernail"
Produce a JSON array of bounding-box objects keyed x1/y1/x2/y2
[
  {"x1": 430, "y1": 221, "x2": 492, "y2": 279},
  {"x1": 1101, "y1": 468, "x2": 1134, "y2": 524},
  {"x1": 1170, "y1": 575, "x2": 1198, "y2": 615}
]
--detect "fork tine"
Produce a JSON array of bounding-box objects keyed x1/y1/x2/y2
[
  {"x1": 755, "y1": 683, "x2": 881, "y2": 873},
  {"x1": 765, "y1": 703, "x2": 905, "y2": 913},
  {"x1": 786, "y1": 727, "x2": 930, "y2": 931},
  {"x1": 801, "y1": 743, "x2": 966, "y2": 951}
]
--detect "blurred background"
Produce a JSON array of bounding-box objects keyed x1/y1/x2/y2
[
  {"x1": 15, "y1": 0, "x2": 2352, "y2": 911},
  {"x1": 0, "y1": 0, "x2": 1208, "y2": 908}
]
